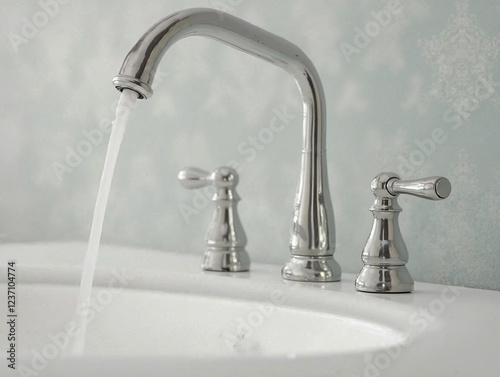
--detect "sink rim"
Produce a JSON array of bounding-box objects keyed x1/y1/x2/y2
[
  {"x1": 11, "y1": 263, "x2": 419, "y2": 349},
  {"x1": 16, "y1": 280, "x2": 411, "y2": 360}
]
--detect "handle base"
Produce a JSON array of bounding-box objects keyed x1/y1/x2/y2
[
  {"x1": 355, "y1": 265, "x2": 414, "y2": 293},
  {"x1": 202, "y1": 248, "x2": 250, "y2": 272},
  {"x1": 282, "y1": 255, "x2": 341, "y2": 282}
]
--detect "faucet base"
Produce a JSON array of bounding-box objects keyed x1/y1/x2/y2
[
  {"x1": 202, "y1": 248, "x2": 250, "y2": 272},
  {"x1": 355, "y1": 265, "x2": 414, "y2": 293},
  {"x1": 282, "y1": 256, "x2": 341, "y2": 282}
]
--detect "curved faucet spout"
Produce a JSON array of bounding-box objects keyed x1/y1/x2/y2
[{"x1": 112, "y1": 8, "x2": 341, "y2": 282}]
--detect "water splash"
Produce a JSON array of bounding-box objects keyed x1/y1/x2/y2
[{"x1": 68, "y1": 89, "x2": 138, "y2": 355}]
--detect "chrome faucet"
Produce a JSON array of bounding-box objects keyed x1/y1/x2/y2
[{"x1": 112, "y1": 8, "x2": 341, "y2": 282}]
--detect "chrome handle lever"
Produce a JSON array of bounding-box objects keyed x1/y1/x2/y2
[
  {"x1": 178, "y1": 166, "x2": 250, "y2": 272},
  {"x1": 388, "y1": 176, "x2": 451, "y2": 200},
  {"x1": 356, "y1": 172, "x2": 452, "y2": 293},
  {"x1": 178, "y1": 167, "x2": 214, "y2": 190}
]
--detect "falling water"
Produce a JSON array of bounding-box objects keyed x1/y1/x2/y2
[{"x1": 68, "y1": 89, "x2": 138, "y2": 355}]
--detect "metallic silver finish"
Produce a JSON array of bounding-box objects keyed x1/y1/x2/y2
[
  {"x1": 355, "y1": 172, "x2": 451, "y2": 293},
  {"x1": 388, "y1": 176, "x2": 452, "y2": 200},
  {"x1": 282, "y1": 256, "x2": 340, "y2": 282},
  {"x1": 113, "y1": 8, "x2": 340, "y2": 282},
  {"x1": 178, "y1": 166, "x2": 250, "y2": 272}
]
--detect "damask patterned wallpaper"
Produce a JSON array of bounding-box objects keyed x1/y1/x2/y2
[
  {"x1": 419, "y1": 0, "x2": 500, "y2": 122},
  {"x1": 1, "y1": 0, "x2": 499, "y2": 289}
]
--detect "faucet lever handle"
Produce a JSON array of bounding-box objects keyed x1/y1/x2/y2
[
  {"x1": 177, "y1": 167, "x2": 213, "y2": 189},
  {"x1": 387, "y1": 176, "x2": 451, "y2": 201},
  {"x1": 178, "y1": 167, "x2": 239, "y2": 191}
]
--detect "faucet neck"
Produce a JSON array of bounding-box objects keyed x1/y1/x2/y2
[{"x1": 113, "y1": 8, "x2": 325, "y2": 153}]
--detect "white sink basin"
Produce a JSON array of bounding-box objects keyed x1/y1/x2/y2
[
  {"x1": 1, "y1": 243, "x2": 499, "y2": 377},
  {"x1": 16, "y1": 283, "x2": 406, "y2": 358}
]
